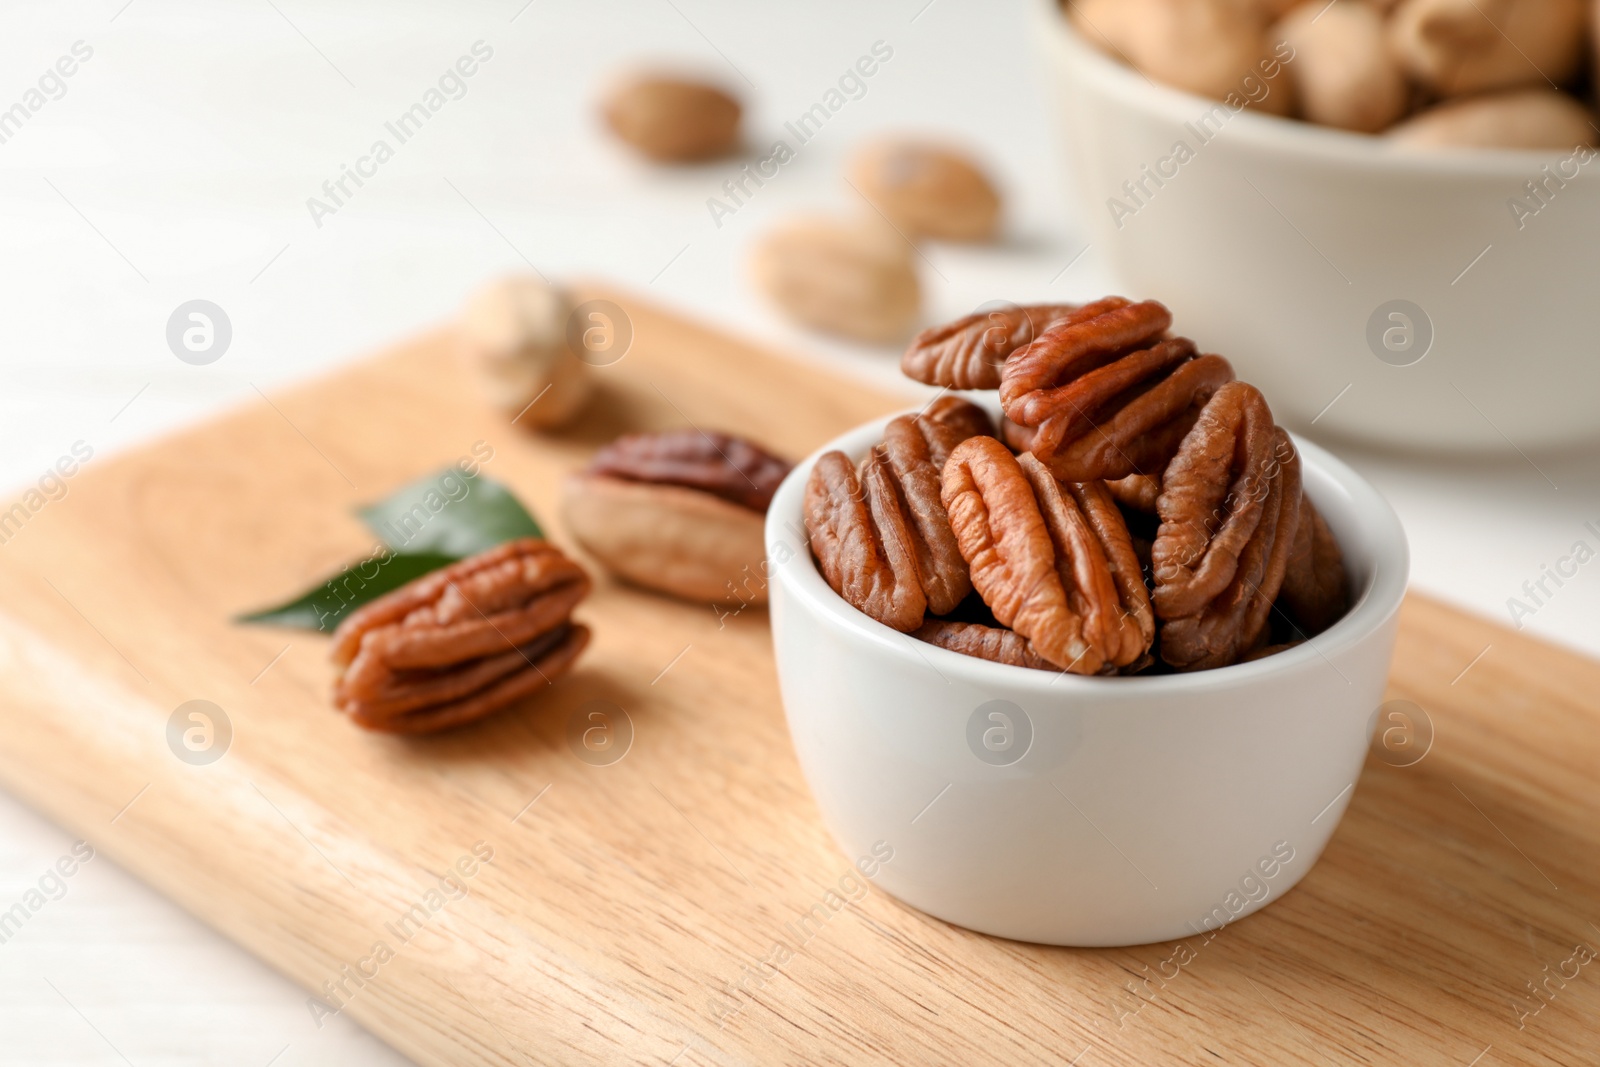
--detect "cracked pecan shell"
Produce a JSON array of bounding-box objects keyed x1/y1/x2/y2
[
  {"x1": 1150, "y1": 381, "x2": 1278, "y2": 620},
  {"x1": 998, "y1": 298, "x2": 1235, "y2": 482},
  {"x1": 1160, "y1": 428, "x2": 1302, "y2": 671},
  {"x1": 331, "y1": 539, "x2": 591, "y2": 733},
  {"x1": 586, "y1": 429, "x2": 791, "y2": 513},
  {"x1": 804, "y1": 399, "x2": 992, "y2": 627},
  {"x1": 901, "y1": 303, "x2": 1081, "y2": 389}
]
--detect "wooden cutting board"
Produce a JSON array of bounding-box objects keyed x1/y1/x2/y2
[{"x1": 0, "y1": 286, "x2": 1595, "y2": 1067}]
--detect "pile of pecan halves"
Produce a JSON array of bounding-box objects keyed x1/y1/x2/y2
[{"x1": 805, "y1": 297, "x2": 1349, "y2": 675}]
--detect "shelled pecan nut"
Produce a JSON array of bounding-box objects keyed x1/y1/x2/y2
[
  {"x1": 331, "y1": 539, "x2": 591, "y2": 733},
  {"x1": 901, "y1": 303, "x2": 1080, "y2": 390},
  {"x1": 913, "y1": 618, "x2": 1057, "y2": 671},
  {"x1": 585, "y1": 429, "x2": 792, "y2": 513},
  {"x1": 1017, "y1": 454, "x2": 1154, "y2": 670},
  {"x1": 1105, "y1": 473, "x2": 1162, "y2": 513},
  {"x1": 941, "y1": 437, "x2": 1084, "y2": 667},
  {"x1": 940, "y1": 437, "x2": 1152, "y2": 673},
  {"x1": 920, "y1": 395, "x2": 996, "y2": 465},
  {"x1": 999, "y1": 297, "x2": 1235, "y2": 481},
  {"x1": 1150, "y1": 381, "x2": 1277, "y2": 620},
  {"x1": 1279, "y1": 495, "x2": 1349, "y2": 635},
  {"x1": 1160, "y1": 428, "x2": 1302, "y2": 671},
  {"x1": 804, "y1": 398, "x2": 991, "y2": 626},
  {"x1": 805, "y1": 449, "x2": 926, "y2": 631}
]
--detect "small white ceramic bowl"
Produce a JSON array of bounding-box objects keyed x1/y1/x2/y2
[
  {"x1": 1038, "y1": 2, "x2": 1600, "y2": 453},
  {"x1": 767, "y1": 409, "x2": 1407, "y2": 946}
]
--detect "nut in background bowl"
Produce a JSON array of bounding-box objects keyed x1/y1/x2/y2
[
  {"x1": 1039, "y1": 1, "x2": 1600, "y2": 452},
  {"x1": 766, "y1": 401, "x2": 1408, "y2": 946}
]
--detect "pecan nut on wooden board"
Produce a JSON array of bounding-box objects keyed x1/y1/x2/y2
[
  {"x1": 564, "y1": 428, "x2": 792, "y2": 605},
  {"x1": 330, "y1": 539, "x2": 591, "y2": 734}
]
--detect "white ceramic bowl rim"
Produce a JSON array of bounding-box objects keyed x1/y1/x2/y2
[
  {"x1": 769, "y1": 408, "x2": 1409, "y2": 700},
  {"x1": 1042, "y1": 0, "x2": 1586, "y2": 177}
]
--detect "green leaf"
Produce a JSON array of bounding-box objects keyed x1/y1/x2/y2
[
  {"x1": 238, "y1": 468, "x2": 546, "y2": 632},
  {"x1": 237, "y1": 551, "x2": 460, "y2": 631},
  {"x1": 357, "y1": 468, "x2": 543, "y2": 557}
]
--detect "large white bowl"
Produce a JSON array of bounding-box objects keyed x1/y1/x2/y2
[
  {"x1": 1040, "y1": 3, "x2": 1600, "y2": 453},
  {"x1": 767, "y1": 409, "x2": 1408, "y2": 946}
]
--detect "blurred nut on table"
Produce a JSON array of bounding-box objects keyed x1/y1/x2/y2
[
  {"x1": 751, "y1": 215, "x2": 920, "y2": 343},
  {"x1": 1067, "y1": 0, "x2": 1600, "y2": 149},
  {"x1": 600, "y1": 71, "x2": 742, "y2": 162},
  {"x1": 847, "y1": 138, "x2": 1002, "y2": 242},
  {"x1": 458, "y1": 276, "x2": 594, "y2": 430},
  {"x1": 563, "y1": 429, "x2": 792, "y2": 605}
]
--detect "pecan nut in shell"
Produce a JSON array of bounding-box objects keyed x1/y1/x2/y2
[
  {"x1": 585, "y1": 429, "x2": 791, "y2": 512},
  {"x1": 564, "y1": 475, "x2": 768, "y2": 605},
  {"x1": 331, "y1": 539, "x2": 591, "y2": 733}
]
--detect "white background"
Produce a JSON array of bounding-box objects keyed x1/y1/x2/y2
[{"x1": 2, "y1": 1, "x2": 1596, "y2": 1063}]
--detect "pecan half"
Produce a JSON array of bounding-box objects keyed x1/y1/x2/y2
[
  {"x1": 941, "y1": 437, "x2": 1151, "y2": 673},
  {"x1": 586, "y1": 429, "x2": 791, "y2": 513},
  {"x1": 999, "y1": 298, "x2": 1235, "y2": 481},
  {"x1": 804, "y1": 399, "x2": 991, "y2": 626},
  {"x1": 330, "y1": 540, "x2": 591, "y2": 733},
  {"x1": 920, "y1": 395, "x2": 996, "y2": 464},
  {"x1": 1279, "y1": 494, "x2": 1349, "y2": 635},
  {"x1": 1105, "y1": 473, "x2": 1161, "y2": 513},
  {"x1": 942, "y1": 437, "x2": 1090, "y2": 668},
  {"x1": 1150, "y1": 381, "x2": 1277, "y2": 620},
  {"x1": 1160, "y1": 428, "x2": 1302, "y2": 671},
  {"x1": 1000, "y1": 414, "x2": 1036, "y2": 454},
  {"x1": 805, "y1": 450, "x2": 926, "y2": 632},
  {"x1": 913, "y1": 618, "x2": 1057, "y2": 670},
  {"x1": 1017, "y1": 455, "x2": 1154, "y2": 670},
  {"x1": 878, "y1": 411, "x2": 973, "y2": 615},
  {"x1": 901, "y1": 303, "x2": 1081, "y2": 389}
]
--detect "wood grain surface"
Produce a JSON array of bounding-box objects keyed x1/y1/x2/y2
[{"x1": 0, "y1": 286, "x2": 1595, "y2": 1066}]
